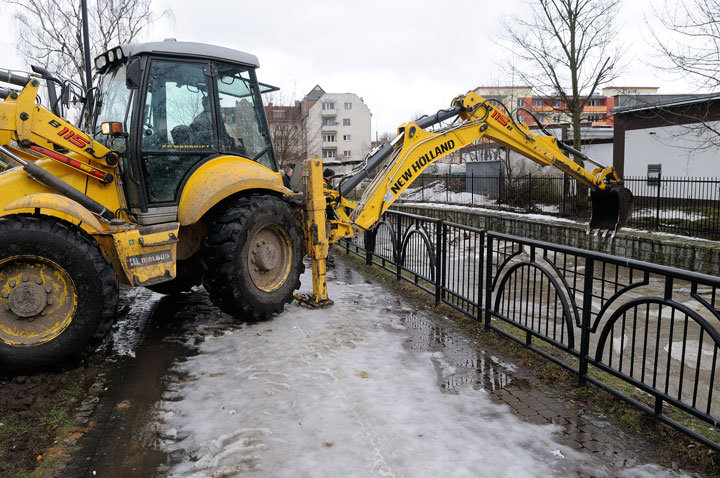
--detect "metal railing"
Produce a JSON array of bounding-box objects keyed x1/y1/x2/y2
[
  {"x1": 399, "y1": 174, "x2": 720, "y2": 239},
  {"x1": 341, "y1": 209, "x2": 720, "y2": 451}
]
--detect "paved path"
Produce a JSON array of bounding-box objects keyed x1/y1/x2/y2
[{"x1": 145, "y1": 259, "x2": 688, "y2": 478}]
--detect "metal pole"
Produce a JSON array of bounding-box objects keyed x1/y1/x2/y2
[
  {"x1": 81, "y1": 0, "x2": 93, "y2": 115},
  {"x1": 655, "y1": 174, "x2": 662, "y2": 231}
]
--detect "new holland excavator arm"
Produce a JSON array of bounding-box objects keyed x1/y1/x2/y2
[{"x1": 297, "y1": 90, "x2": 634, "y2": 307}]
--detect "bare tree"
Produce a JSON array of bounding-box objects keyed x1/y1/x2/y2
[
  {"x1": 269, "y1": 119, "x2": 306, "y2": 170},
  {"x1": 264, "y1": 95, "x2": 307, "y2": 170},
  {"x1": 653, "y1": 0, "x2": 720, "y2": 90},
  {"x1": 9, "y1": 0, "x2": 168, "y2": 115},
  {"x1": 499, "y1": 0, "x2": 622, "y2": 157},
  {"x1": 646, "y1": 0, "x2": 720, "y2": 149}
]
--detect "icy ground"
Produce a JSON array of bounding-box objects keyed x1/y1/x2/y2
[{"x1": 152, "y1": 262, "x2": 688, "y2": 477}]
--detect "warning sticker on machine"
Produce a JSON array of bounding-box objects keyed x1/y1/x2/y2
[{"x1": 126, "y1": 250, "x2": 173, "y2": 269}]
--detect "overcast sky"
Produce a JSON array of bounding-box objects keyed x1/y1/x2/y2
[{"x1": 0, "y1": 0, "x2": 694, "y2": 135}]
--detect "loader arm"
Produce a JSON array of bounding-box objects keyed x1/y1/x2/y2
[{"x1": 0, "y1": 72, "x2": 121, "y2": 222}]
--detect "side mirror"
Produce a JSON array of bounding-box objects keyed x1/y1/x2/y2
[{"x1": 126, "y1": 57, "x2": 142, "y2": 90}]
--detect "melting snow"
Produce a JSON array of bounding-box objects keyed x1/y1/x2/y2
[{"x1": 151, "y1": 264, "x2": 690, "y2": 477}]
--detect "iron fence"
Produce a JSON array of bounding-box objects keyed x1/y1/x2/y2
[
  {"x1": 399, "y1": 174, "x2": 720, "y2": 239},
  {"x1": 341, "y1": 209, "x2": 720, "y2": 451}
]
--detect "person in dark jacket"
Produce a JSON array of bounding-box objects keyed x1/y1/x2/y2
[
  {"x1": 323, "y1": 168, "x2": 335, "y2": 188},
  {"x1": 322, "y1": 168, "x2": 336, "y2": 268},
  {"x1": 282, "y1": 167, "x2": 293, "y2": 188}
]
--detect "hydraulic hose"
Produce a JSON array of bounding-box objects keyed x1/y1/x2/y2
[{"x1": 0, "y1": 145, "x2": 114, "y2": 221}]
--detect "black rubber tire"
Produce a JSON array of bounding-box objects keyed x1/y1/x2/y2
[
  {"x1": 0, "y1": 216, "x2": 118, "y2": 374},
  {"x1": 203, "y1": 195, "x2": 304, "y2": 320},
  {"x1": 147, "y1": 254, "x2": 203, "y2": 295}
]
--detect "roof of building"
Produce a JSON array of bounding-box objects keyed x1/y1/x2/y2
[
  {"x1": 612, "y1": 93, "x2": 720, "y2": 114},
  {"x1": 304, "y1": 85, "x2": 326, "y2": 101},
  {"x1": 474, "y1": 85, "x2": 533, "y2": 89}
]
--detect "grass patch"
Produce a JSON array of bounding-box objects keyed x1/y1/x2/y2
[{"x1": 0, "y1": 364, "x2": 102, "y2": 478}]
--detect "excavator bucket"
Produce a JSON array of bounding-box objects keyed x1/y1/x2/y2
[{"x1": 588, "y1": 184, "x2": 634, "y2": 235}]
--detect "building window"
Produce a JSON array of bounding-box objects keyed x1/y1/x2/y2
[
  {"x1": 321, "y1": 117, "x2": 336, "y2": 126},
  {"x1": 343, "y1": 150, "x2": 351, "y2": 158},
  {"x1": 344, "y1": 102, "x2": 352, "y2": 110},
  {"x1": 647, "y1": 164, "x2": 661, "y2": 187},
  {"x1": 554, "y1": 99, "x2": 562, "y2": 108},
  {"x1": 532, "y1": 98, "x2": 544, "y2": 107},
  {"x1": 323, "y1": 134, "x2": 336, "y2": 142},
  {"x1": 322, "y1": 149, "x2": 336, "y2": 159},
  {"x1": 322, "y1": 101, "x2": 335, "y2": 110},
  {"x1": 517, "y1": 98, "x2": 524, "y2": 107},
  {"x1": 343, "y1": 134, "x2": 351, "y2": 141},
  {"x1": 488, "y1": 99, "x2": 501, "y2": 106},
  {"x1": 587, "y1": 99, "x2": 602, "y2": 107},
  {"x1": 343, "y1": 118, "x2": 351, "y2": 126},
  {"x1": 272, "y1": 110, "x2": 284, "y2": 119}
]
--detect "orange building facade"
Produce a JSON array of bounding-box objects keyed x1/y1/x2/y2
[{"x1": 473, "y1": 86, "x2": 659, "y2": 127}]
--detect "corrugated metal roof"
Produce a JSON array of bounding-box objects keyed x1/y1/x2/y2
[{"x1": 613, "y1": 93, "x2": 720, "y2": 114}]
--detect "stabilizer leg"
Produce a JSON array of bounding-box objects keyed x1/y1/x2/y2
[{"x1": 294, "y1": 158, "x2": 334, "y2": 309}]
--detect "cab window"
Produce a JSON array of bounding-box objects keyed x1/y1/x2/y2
[{"x1": 214, "y1": 62, "x2": 275, "y2": 170}]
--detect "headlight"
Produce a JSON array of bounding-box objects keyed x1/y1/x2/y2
[{"x1": 95, "y1": 55, "x2": 107, "y2": 70}]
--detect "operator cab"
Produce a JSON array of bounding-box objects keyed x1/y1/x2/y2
[{"x1": 92, "y1": 39, "x2": 278, "y2": 224}]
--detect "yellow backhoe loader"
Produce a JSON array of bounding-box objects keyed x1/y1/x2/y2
[{"x1": 0, "y1": 40, "x2": 632, "y2": 372}]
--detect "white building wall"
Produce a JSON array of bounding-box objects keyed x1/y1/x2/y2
[
  {"x1": 624, "y1": 122, "x2": 720, "y2": 177},
  {"x1": 306, "y1": 92, "x2": 371, "y2": 175}
]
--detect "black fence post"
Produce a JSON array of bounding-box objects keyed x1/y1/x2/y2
[
  {"x1": 498, "y1": 174, "x2": 503, "y2": 204},
  {"x1": 395, "y1": 214, "x2": 402, "y2": 281},
  {"x1": 446, "y1": 171, "x2": 450, "y2": 203},
  {"x1": 527, "y1": 173, "x2": 532, "y2": 213},
  {"x1": 655, "y1": 174, "x2": 662, "y2": 231},
  {"x1": 477, "y1": 230, "x2": 485, "y2": 322},
  {"x1": 579, "y1": 256, "x2": 594, "y2": 386},
  {"x1": 471, "y1": 173, "x2": 475, "y2": 206},
  {"x1": 484, "y1": 234, "x2": 493, "y2": 331},
  {"x1": 434, "y1": 220, "x2": 443, "y2": 306},
  {"x1": 365, "y1": 228, "x2": 374, "y2": 266}
]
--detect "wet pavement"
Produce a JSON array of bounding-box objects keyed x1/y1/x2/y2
[{"x1": 57, "y1": 257, "x2": 695, "y2": 477}]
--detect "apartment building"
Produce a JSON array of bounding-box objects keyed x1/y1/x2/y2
[
  {"x1": 473, "y1": 86, "x2": 660, "y2": 127},
  {"x1": 264, "y1": 86, "x2": 372, "y2": 175},
  {"x1": 302, "y1": 85, "x2": 372, "y2": 175}
]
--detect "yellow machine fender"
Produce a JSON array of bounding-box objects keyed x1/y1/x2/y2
[
  {"x1": 3, "y1": 193, "x2": 104, "y2": 233},
  {"x1": 177, "y1": 156, "x2": 291, "y2": 226}
]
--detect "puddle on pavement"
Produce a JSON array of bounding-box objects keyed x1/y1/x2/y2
[
  {"x1": 66, "y1": 287, "x2": 238, "y2": 478},
  {"x1": 400, "y1": 311, "x2": 515, "y2": 393}
]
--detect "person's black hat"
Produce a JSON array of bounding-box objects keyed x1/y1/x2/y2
[{"x1": 323, "y1": 168, "x2": 336, "y2": 178}]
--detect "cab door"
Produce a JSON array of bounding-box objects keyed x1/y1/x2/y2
[{"x1": 132, "y1": 58, "x2": 217, "y2": 224}]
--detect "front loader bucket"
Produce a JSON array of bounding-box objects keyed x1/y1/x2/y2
[{"x1": 588, "y1": 184, "x2": 634, "y2": 235}]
